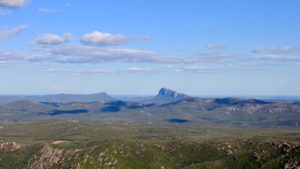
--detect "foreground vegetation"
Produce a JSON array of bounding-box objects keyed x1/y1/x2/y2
[{"x1": 0, "y1": 123, "x2": 299, "y2": 169}]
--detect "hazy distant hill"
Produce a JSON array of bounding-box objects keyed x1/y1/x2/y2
[
  {"x1": 0, "y1": 93, "x2": 112, "y2": 103},
  {"x1": 0, "y1": 88, "x2": 299, "y2": 127}
]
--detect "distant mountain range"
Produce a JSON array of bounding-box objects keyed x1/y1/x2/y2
[
  {"x1": 0, "y1": 92, "x2": 112, "y2": 103},
  {"x1": 0, "y1": 88, "x2": 189, "y2": 105},
  {"x1": 0, "y1": 88, "x2": 299, "y2": 127}
]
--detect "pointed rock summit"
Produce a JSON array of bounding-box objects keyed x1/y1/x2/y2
[{"x1": 157, "y1": 88, "x2": 189, "y2": 99}]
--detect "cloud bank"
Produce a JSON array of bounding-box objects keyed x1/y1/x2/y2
[
  {"x1": 252, "y1": 46, "x2": 300, "y2": 54},
  {"x1": 43, "y1": 66, "x2": 210, "y2": 74},
  {"x1": 1, "y1": 27, "x2": 299, "y2": 68},
  {"x1": 1, "y1": 44, "x2": 219, "y2": 64}
]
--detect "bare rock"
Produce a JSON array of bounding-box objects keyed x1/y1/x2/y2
[
  {"x1": 0, "y1": 142, "x2": 20, "y2": 152},
  {"x1": 27, "y1": 144, "x2": 79, "y2": 169}
]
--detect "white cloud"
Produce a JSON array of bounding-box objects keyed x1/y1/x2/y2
[
  {"x1": 4, "y1": 42, "x2": 297, "y2": 66},
  {"x1": 37, "y1": 45, "x2": 171, "y2": 63},
  {"x1": 165, "y1": 65, "x2": 211, "y2": 73},
  {"x1": 195, "y1": 51, "x2": 233, "y2": 62},
  {"x1": 0, "y1": 51, "x2": 50, "y2": 62},
  {"x1": 44, "y1": 67, "x2": 157, "y2": 74},
  {"x1": 38, "y1": 8, "x2": 59, "y2": 13},
  {"x1": 252, "y1": 46, "x2": 300, "y2": 54},
  {"x1": 81, "y1": 31, "x2": 129, "y2": 46},
  {"x1": 46, "y1": 68, "x2": 114, "y2": 74},
  {"x1": 0, "y1": 46, "x2": 164, "y2": 63},
  {"x1": 0, "y1": 44, "x2": 238, "y2": 64},
  {"x1": 182, "y1": 65, "x2": 210, "y2": 73},
  {"x1": 0, "y1": 0, "x2": 27, "y2": 8},
  {"x1": 42, "y1": 66, "x2": 211, "y2": 74},
  {"x1": 41, "y1": 45, "x2": 227, "y2": 64},
  {"x1": 124, "y1": 67, "x2": 157, "y2": 73},
  {"x1": 256, "y1": 55, "x2": 300, "y2": 61},
  {"x1": 0, "y1": 25, "x2": 28, "y2": 40},
  {"x1": 36, "y1": 33, "x2": 72, "y2": 45}
]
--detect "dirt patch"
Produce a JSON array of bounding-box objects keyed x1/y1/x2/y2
[{"x1": 52, "y1": 141, "x2": 70, "y2": 145}]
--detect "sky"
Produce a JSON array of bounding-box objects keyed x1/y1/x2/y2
[{"x1": 0, "y1": 0, "x2": 300, "y2": 96}]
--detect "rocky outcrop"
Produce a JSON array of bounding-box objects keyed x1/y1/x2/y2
[
  {"x1": 0, "y1": 142, "x2": 20, "y2": 151},
  {"x1": 27, "y1": 144, "x2": 80, "y2": 169}
]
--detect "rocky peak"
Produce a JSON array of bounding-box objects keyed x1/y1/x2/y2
[{"x1": 157, "y1": 88, "x2": 189, "y2": 98}]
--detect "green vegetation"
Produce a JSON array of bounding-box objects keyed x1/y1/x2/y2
[
  {"x1": 0, "y1": 123, "x2": 299, "y2": 169},
  {"x1": 0, "y1": 143, "x2": 42, "y2": 169}
]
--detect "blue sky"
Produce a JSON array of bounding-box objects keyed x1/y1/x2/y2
[{"x1": 0, "y1": 0, "x2": 300, "y2": 96}]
